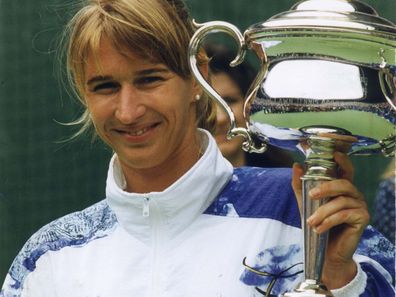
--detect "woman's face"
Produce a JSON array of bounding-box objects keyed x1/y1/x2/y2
[
  {"x1": 84, "y1": 37, "x2": 200, "y2": 173},
  {"x1": 212, "y1": 72, "x2": 246, "y2": 166}
]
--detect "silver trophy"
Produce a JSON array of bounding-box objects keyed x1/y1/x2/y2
[{"x1": 188, "y1": 0, "x2": 396, "y2": 296}]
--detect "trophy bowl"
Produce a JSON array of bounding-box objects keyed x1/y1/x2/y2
[{"x1": 188, "y1": 0, "x2": 396, "y2": 296}]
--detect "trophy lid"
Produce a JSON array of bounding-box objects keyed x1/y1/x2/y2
[
  {"x1": 264, "y1": 0, "x2": 395, "y2": 32},
  {"x1": 292, "y1": 0, "x2": 377, "y2": 15},
  {"x1": 249, "y1": 0, "x2": 396, "y2": 34},
  {"x1": 245, "y1": 0, "x2": 396, "y2": 68}
]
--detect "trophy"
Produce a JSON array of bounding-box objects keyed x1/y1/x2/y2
[{"x1": 188, "y1": 0, "x2": 396, "y2": 296}]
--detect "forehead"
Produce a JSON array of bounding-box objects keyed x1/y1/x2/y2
[{"x1": 85, "y1": 37, "x2": 163, "y2": 77}]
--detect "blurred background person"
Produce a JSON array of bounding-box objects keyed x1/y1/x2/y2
[
  {"x1": 205, "y1": 42, "x2": 294, "y2": 168},
  {"x1": 372, "y1": 158, "x2": 395, "y2": 244}
]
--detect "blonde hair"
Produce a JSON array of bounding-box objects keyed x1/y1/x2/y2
[{"x1": 62, "y1": 0, "x2": 216, "y2": 137}]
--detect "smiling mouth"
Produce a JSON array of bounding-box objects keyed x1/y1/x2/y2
[
  {"x1": 127, "y1": 126, "x2": 150, "y2": 136},
  {"x1": 115, "y1": 123, "x2": 160, "y2": 137}
]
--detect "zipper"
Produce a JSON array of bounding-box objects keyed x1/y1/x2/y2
[
  {"x1": 143, "y1": 195, "x2": 150, "y2": 217},
  {"x1": 151, "y1": 200, "x2": 161, "y2": 297},
  {"x1": 142, "y1": 194, "x2": 163, "y2": 297},
  {"x1": 142, "y1": 195, "x2": 162, "y2": 296}
]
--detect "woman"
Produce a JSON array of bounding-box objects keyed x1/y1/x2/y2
[
  {"x1": 1, "y1": 0, "x2": 393, "y2": 296},
  {"x1": 205, "y1": 42, "x2": 294, "y2": 168}
]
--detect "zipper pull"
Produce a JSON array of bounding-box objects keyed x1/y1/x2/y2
[{"x1": 142, "y1": 196, "x2": 150, "y2": 217}]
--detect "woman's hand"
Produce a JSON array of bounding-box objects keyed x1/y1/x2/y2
[{"x1": 292, "y1": 151, "x2": 370, "y2": 289}]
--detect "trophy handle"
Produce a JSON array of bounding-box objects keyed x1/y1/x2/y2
[
  {"x1": 188, "y1": 20, "x2": 267, "y2": 152},
  {"x1": 379, "y1": 66, "x2": 396, "y2": 111}
]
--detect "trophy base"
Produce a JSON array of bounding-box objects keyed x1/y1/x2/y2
[{"x1": 283, "y1": 280, "x2": 333, "y2": 297}]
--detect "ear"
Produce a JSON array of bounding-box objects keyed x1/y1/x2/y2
[{"x1": 192, "y1": 62, "x2": 209, "y2": 96}]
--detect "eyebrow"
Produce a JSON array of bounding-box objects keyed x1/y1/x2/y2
[
  {"x1": 86, "y1": 68, "x2": 170, "y2": 86},
  {"x1": 86, "y1": 75, "x2": 112, "y2": 86}
]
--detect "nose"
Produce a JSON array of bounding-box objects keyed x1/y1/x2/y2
[
  {"x1": 216, "y1": 103, "x2": 229, "y2": 126},
  {"x1": 115, "y1": 85, "x2": 146, "y2": 124}
]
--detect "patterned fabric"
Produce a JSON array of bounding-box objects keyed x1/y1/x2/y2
[
  {"x1": 372, "y1": 177, "x2": 395, "y2": 244},
  {"x1": 356, "y1": 225, "x2": 395, "y2": 278},
  {"x1": 1, "y1": 201, "x2": 116, "y2": 296},
  {"x1": 1, "y1": 165, "x2": 395, "y2": 297},
  {"x1": 205, "y1": 167, "x2": 303, "y2": 295},
  {"x1": 205, "y1": 166, "x2": 299, "y2": 226},
  {"x1": 240, "y1": 244, "x2": 302, "y2": 295},
  {"x1": 205, "y1": 167, "x2": 395, "y2": 296}
]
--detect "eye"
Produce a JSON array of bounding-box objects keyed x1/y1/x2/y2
[
  {"x1": 90, "y1": 81, "x2": 120, "y2": 94},
  {"x1": 224, "y1": 96, "x2": 241, "y2": 105},
  {"x1": 135, "y1": 76, "x2": 164, "y2": 87}
]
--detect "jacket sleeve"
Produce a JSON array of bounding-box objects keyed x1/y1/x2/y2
[
  {"x1": 329, "y1": 225, "x2": 394, "y2": 297},
  {"x1": 352, "y1": 225, "x2": 395, "y2": 296},
  {"x1": 0, "y1": 217, "x2": 62, "y2": 297},
  {"x1": 1, "y1": 201, "x2": 112, "y2": 297},
  {"x1": 359, "y1": 262, "x2": 395, "y2": 296},
  {"x1": 1, "y1": 251, "x2": 56, "y2": 297}
]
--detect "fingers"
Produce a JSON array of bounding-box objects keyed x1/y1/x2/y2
[
  {"x1": 294, "y1": 151, "x2": 354, "y2": 196},
  {"x1": 292, "y1": 152, "x2": 363, "y2": 234},
  {"x1": 293, "y1": 151, "x2": 354, "y2": 196},
  {"x1": 308, "y1": 178, "x2": 363, "y2": 201},
  {"x1": 334, "y1": 152, "x2": 354, "y2": 181},
  {"x1": 307, "y1": 195, "x2": 369, "y2": 234},
  {"x1": 305, "y1": 174, "x2": 368, "y2": 234}
]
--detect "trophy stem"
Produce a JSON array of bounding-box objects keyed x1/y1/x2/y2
[{"x1": 284, "y1": 135, "x2": 336, "y2": 297}]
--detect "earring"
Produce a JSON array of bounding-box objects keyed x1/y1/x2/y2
[{"x1": 195, "y1": 94, "x2": 201, "y2": 101}]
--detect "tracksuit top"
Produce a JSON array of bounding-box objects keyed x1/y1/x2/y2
[{"x1": 1, "y1": 130, "x2": 394, "y2": 297}]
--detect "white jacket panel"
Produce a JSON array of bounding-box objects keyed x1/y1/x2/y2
[{"x1": 1, "y1": 130, "x2": 394, "y2": 297}]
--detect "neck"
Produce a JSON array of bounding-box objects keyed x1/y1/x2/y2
[{"x1": 229, "y1": 150, "x2": 246, "y2": 167}]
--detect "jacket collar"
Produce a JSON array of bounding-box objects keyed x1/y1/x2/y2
[{"x1": 105, "y1": 129, "x2": 233, "y2": 242}]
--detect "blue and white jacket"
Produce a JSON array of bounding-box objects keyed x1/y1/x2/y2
[{"x1": 1, "y1": 131, "x2": 394, "y2": 297}]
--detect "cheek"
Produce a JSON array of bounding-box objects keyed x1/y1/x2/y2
[
  {"x1": 231, "y1": 102, "x2": 246, "y2": 124},
  {"x1": 168, "y1": 91, "x2": 196, "y2": 121},
  {"x1": 86, "y1": 99, "x2": 112, "y2": 125}
]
